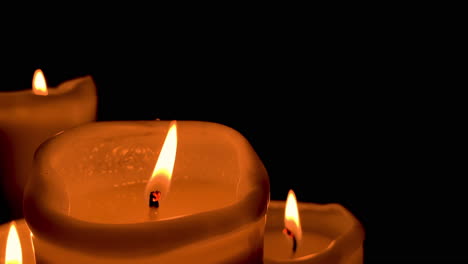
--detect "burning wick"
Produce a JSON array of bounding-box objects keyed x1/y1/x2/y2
[
  {"x1": 283, "y1": 227, "x2": 297, "y2": 253},
  {"x1": 149, "y1": 190, "x2": 162, "y2": 208}
]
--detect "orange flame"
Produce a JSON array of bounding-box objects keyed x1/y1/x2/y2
[
  {"x1": 5, "y1": 221, "x2": 22, "y2": 264},
  {"x1": 284, "y1": 189, "x2": 302, "y2": 242},
  {"x1": 144, "y1": 120, "x2": 178, "y2": 202},
  {"x1": 32, "y1": 69, "x2": 48, "y2": 96}
]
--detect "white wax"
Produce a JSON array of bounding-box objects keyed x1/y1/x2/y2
[{"x1": 0, "y1": 219, "x2": 35, "y2": 264}]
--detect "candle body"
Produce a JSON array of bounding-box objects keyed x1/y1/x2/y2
[
  {"x1": 0, "y1": 76, "x2": 97, "y2": 220},
  {"x1": 70, "y1": 182, "x2": 236, "y2": 223},
  {"x1": 263, "y1": 201, "x2": 364, "y2": 264},
  {"x1": 264, "y1": 231, "x2": 333, "y2": 259},
  {"x1": 23, "y1": 121, "x2": 270, "y2": 263},
  {"x1": 0, "y1": 219, "x2": 35, "y2": 264},
  {"x1": 32, "y1": 217, "x2": 265, "y2": 264}
]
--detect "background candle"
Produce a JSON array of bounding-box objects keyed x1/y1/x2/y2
[
  {"x1": 0, "y1": 71, "x2": 97, "y2": 221},
  {"x1": 263, "y1": 200, "x2": 364, "y2": 264},
  {"x1": 0, "y1": 219, "x2": 35, "y2": 264},
  {"x1": 23, "y1": 120, "x2": 270, "y2": 264}
]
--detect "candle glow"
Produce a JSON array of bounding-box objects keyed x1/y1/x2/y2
[
  {"x1": 144, "y1": 120, "x2": 178, "y2": 203},
  {"x1": 32, "y1": 69, "x2": 48, "y2": 96},
  {"x1": 5, "y1": 222, "x2": 22, "y2": 264}
]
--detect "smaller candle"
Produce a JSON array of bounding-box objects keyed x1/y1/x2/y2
[
  {"x1": 0, "y1": 219, "x2": 35, "y2": 264},
  {"x1": 0, "y1": 69, "x2": 97, "y2": 219},
  {"x1": 263, "y1": 190, "x2": 365, "y2": 264}
]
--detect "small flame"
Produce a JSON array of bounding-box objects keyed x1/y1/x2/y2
[
  {"x1": 5, "y1": 222, "x2": 22, "y2": 264},
  {"x1": 32, "y1": 69, "x2": 48, "y2": 96},
  {"x1": 144, "y1": 120, "x2": 178, "y2": 202},
  {"x1": 284, "y1": 189, "x2": 302, "y2": 242}
]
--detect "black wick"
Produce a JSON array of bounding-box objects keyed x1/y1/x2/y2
[
  {"x1": 283, "y1": 228, "x2": 297, "y2": 253},
  {"x1": 149, "y1": 190, "x2": 161, "y2": 208}
]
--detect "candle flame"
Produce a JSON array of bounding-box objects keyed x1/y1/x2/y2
[
  {"x1": 145, "y1": 120, "x2": 177, "y2": 202},
  {"x1": 5, "y1": 222, "x2": 22, "y2": 264},
  {"x1": 284, "y1": 189, "x2": 302, "y2": 242},
  {"x1": 32, "y1": 69, "x2": 48, "y2": 96}
]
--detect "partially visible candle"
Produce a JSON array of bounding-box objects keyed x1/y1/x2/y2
[
  {"x1": 0, "y1": 219, "x2": 35, "y2": 264},
  {"x1": 0, "y1": 69, "x2": 97, "y2": 220},
  {"x1": 263, "y1": 192, "x2": 365, "y2": 264}
]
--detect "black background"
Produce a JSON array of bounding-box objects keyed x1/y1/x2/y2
[{"x1": 0, "y1": 16, "x2": 465, "y2": 263}]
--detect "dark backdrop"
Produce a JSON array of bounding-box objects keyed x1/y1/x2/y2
[{"x1": 0, "y1": 29, "x2": 464, "y2": 263}]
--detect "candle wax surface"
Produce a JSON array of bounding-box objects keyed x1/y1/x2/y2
[
  {"x1": 263, "y1": 231, "x2": 333, "y2": 259},
  {"x1": 71, "y1": 182, "x2": 236, "y2": 223},
  {"x1": 56, "y1": 123, "x2": 240, "y2": 223}
]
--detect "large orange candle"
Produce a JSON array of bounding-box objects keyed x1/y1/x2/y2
[
  {"x1": 23, "y1": 120, "x2": 269, "y2": 263},
  {"x1": 0, "y1": 69, "x2": 97, "y2": 220}
]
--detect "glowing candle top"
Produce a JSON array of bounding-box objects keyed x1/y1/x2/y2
[{"x1": 0, "y1": 69, "x2": 97, "y2": 219}]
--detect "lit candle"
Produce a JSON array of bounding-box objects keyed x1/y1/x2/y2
[
  {"x1": 263, "y1": 190, "x2": 365, "y2": 264},
  {"x1": 23, "y1": 120, "x2": 270, "y2": 263},
  {"x1": 0, "y1": 219, "x2": 36, "y2": 264},
  {"x1": 0, "y1": 69, "x2": 97, "y2": 219}
]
